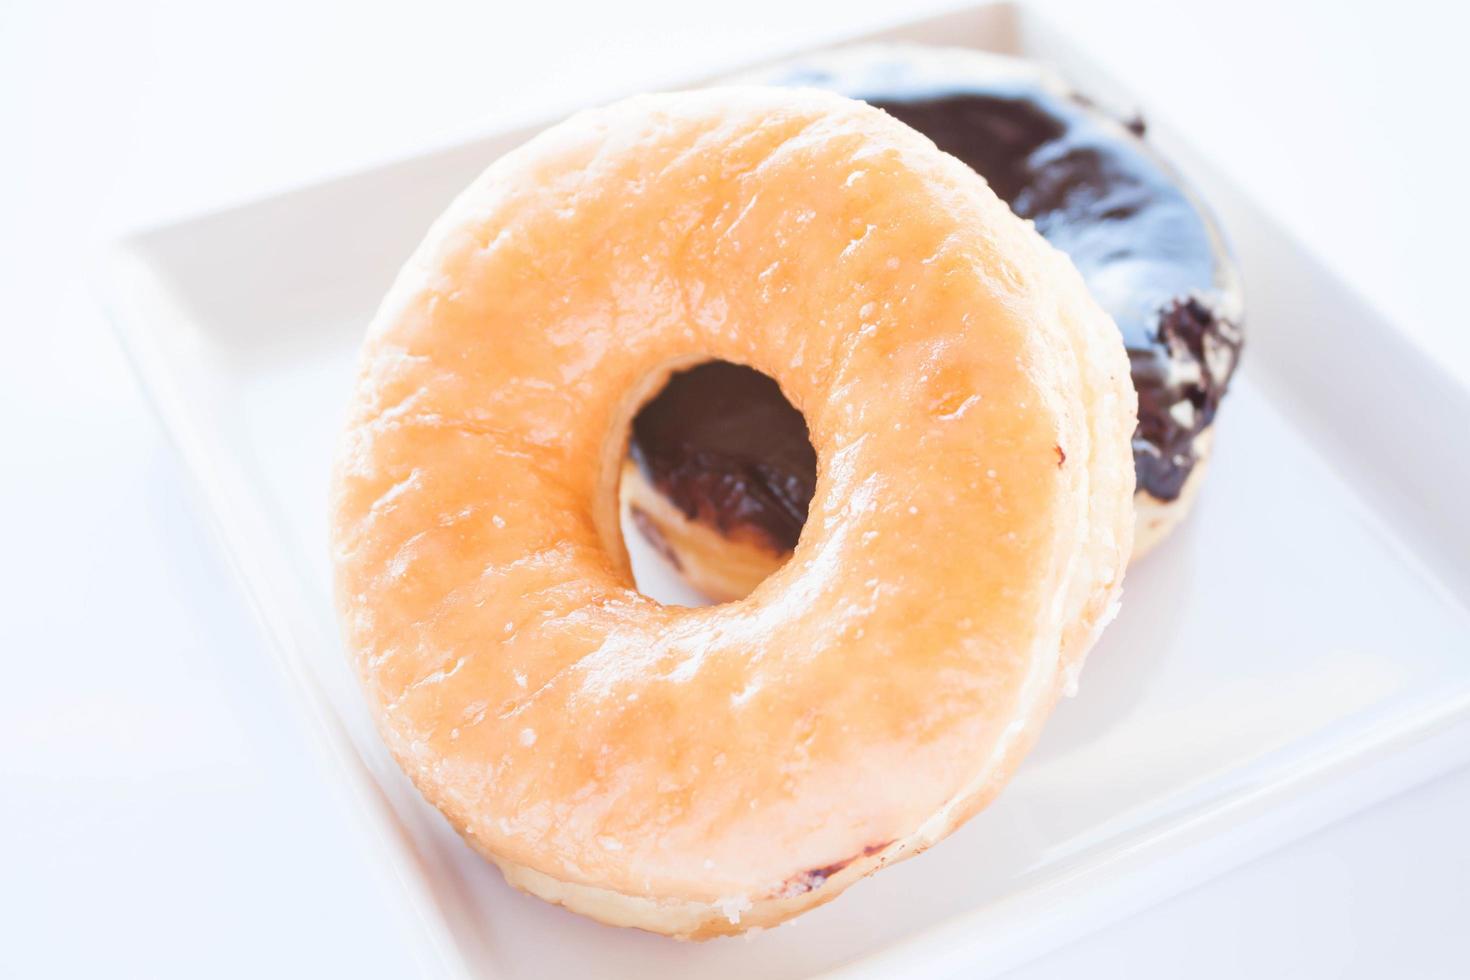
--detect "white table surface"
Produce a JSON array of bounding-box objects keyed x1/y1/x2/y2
[{"x1": 3, "y1": 0, "x2": 1466, "y2": 976}]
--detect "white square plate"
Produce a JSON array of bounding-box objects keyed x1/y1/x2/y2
[{"x1": 104, "y1": 4, "x2": 1470, "y2": 977}]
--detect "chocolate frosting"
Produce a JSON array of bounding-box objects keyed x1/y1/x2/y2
[
  {"x1": 631, "y1": 51, "x2": 1243, "y2": 550},
  {"x1": 632, "y1": 361, "x2": 817, "y2": 552}
]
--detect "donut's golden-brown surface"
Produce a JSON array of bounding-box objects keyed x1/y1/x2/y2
[{"x1": 331, "y1": 87, "x2": 1136, "y2": 937}]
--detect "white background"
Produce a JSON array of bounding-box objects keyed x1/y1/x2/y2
[{"x1": 3, "y1": 0, "x2": 1467, "y2": 976}]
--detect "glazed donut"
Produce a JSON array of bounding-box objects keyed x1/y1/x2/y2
[
  {"x1": 625, "y1": 47, "x2": 1242, "y2": 599},
  {"x1": 331, "y1": 87, "x2": 1136, "y2": 937}
]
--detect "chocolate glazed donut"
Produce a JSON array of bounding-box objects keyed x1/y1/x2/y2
[{"x1": 624, "y1": 47, "x2": 1243, "y2": 599}]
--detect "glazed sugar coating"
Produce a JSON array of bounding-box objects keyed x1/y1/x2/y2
[{"x1": 331, "y1": 86, "x2": 1136, "y2": 937}]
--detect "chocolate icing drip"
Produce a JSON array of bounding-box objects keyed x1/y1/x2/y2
[
  {"x1": 1133, "y1": 297, "x2": 1244, "y2": 499},
  {"x1": 631, "y1": 361, "x2": 817, "y2": 553},
  {"x1": 629, "y1": 53, "x2": 1243, "y2": 552}
]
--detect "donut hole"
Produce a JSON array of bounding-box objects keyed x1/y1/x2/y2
[{"x1": 619, "y1": 360, "x2": 817, "y2": 605}]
